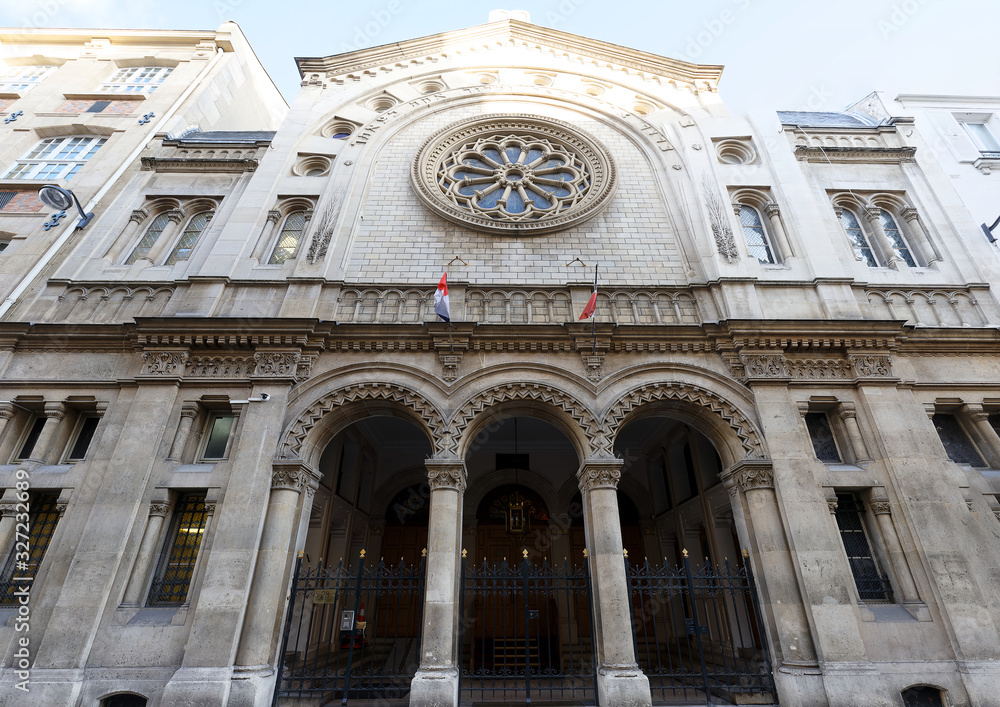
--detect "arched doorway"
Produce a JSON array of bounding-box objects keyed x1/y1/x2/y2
[
  {"x1": 614, "y1": 414, "x2": 774, "y2": 705},
  {"x1": 275, "y1": 414, "x2": 431, "y2": 704}
]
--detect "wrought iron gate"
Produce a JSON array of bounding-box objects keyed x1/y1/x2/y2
[
  {"x1": 459, "y1": 553, "x2": 598, "y2": 704},
  {"x1": 627, "y1": 552, "x2": 775, "y2": 705},
  {"x1": 273, "y1": 552, "x2": 425, "y2": 705}
]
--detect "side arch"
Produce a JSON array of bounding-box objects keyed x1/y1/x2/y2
[
  {"x1": 602, "y1": 382, "x2": 766, "y2": 467},
  {"x1": 278, "y1": 382, "x2": 447, "y2": 464}
]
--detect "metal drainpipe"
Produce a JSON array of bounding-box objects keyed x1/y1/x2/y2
[{"x1": 0, "y1": 46, "x2": 226, "y2": 319}]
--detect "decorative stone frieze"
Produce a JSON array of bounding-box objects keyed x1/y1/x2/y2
[
  {"x1": 794, "y1": 145, "x2": 917, "y2": 164},
  {"x1": 785, "y1": 357, "x2": 854, "y2": 379},
  {"x1": 187, "y1": 355, "x2": 256, "y2": 378},
  {"x1": 740, "y1": 352, "x2": 789, "y2": 380},
  {"x1": 849, "y1": 353, "x2": 893, "y2": 378},
  {"x1": 253, "y1": 351, "x2": 300, "y2": 378},
  {"x1": 271, "y1": 461, "x2": 320, "y2": 493},
  {"x1": 140, "y1": 350, "x2": 188, "y2": 376}
]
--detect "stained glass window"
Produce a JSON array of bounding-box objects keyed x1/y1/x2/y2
[
  {"x1": 840, "y1": 209, "x2": 878, "y2": 267},
  {"x1": 125, "y1": 213, "x2": 170, "y2": 264},
  {"x1": 879, "y1": 210, "x2": 917, "y2": 267},
  {"x1": 268, "y1": 211, "x2": 306, "y2": 264},
  {"x1": 739, "y1": 205, "x2": 774, "y2": 263},
  {"x1": 165, "y1": 212, "x2": 210, "y2": 265},
  {"x1": 147, "y1": 493, "x2": 209, "y2": 606},
  {"x1": 0, "y1": 494, "x2": 62, "y2": 605}
]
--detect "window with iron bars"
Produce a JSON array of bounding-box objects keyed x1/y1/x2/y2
[
  {"x1": 0, "y1": 493, "x2": 62, "y2": 605},
  {"x1": 146, "y1": 492, "x2": 209, "y2": 606},
  {"x1": 834, "y1": 493, "x2": 893, "y2": 603}
]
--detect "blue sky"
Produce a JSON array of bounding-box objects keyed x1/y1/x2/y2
[{"x1": 2, "y1": 0, "x2": 997, "y2": 118}]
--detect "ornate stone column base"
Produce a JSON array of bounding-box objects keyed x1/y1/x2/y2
[
  {"x1": 596, "y1": 665, "x2": 652, "y2": 707},
  {"x1": 409, "y1": 666, "x2": 460, "y2": 707},
  {"x1": 227, "y1": 664, "x2": 276, "y2": 707},
  {"x1": 160, "y1": 666, "x2": 233, "y2": 705}
]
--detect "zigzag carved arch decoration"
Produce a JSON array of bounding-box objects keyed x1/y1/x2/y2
[
  {"x1": 601, "y1": 383, "x2": 765, "y2": 461},
  {"x1": 449, "y1": 383, "x2": 600, "y2": 460},
  {"x1": 279, "y1": 382, "x2": 447, "y2": 459}
]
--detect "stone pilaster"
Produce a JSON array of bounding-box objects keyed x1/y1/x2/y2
[
  {"x1": 577, "y1": 457, "x2": 652, "y2": 707},
  {"x1": 25, "y1": 402, "x2": 67, "y2": 464},
  {"x1": 167, "y1": 404, "x2": 198, "y2": 461},
  {"x1": 410, "y1": 458, "x2": 467, "y2": 707},
  {"x1": 119, "y1": 499, "x2": 170, "y2": 607}
]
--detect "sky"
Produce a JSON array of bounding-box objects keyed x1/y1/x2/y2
[{"x1": 1, "y1": 0, "x2": 998, "y2": 119}]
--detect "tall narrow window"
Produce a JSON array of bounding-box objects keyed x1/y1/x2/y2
[
  {"x1": 64, "y1": 415, "x2": 100, "y2": 462},
  {"x1": 834, "y1": 493, "x2": 893, "y2": 603},
  {"x1": 739, "y1": 205, "x2": 774, "y2": 263},
  {"x1": 268, "y1": 211, "x2": 306, "y2": 264},
  {"x1": 125, "y1": 213, "x2": 170, "y2": 264},
  {"x1": 3, "y1": 136, "x2": 106, "y2": 181},
  {"x1": 933, "y1": 413, "x2": 986, "y2": 467},
  {"x1": 960, "y1": 120, "x2": 1000, "y2": 155},
  {"x1": 879, "y1": 210, "x2": 916, "y2": 267},
  {"x1": 0, "y1": 493, "x2": 62, "y2": 605},
  {"x1": 13, "y1": 416, "x2": 47, "y2": 462},
  {"x1": 201, "y1": 413, "x2": 235, "y2": 460},
  {"x1": 805, "y1": 412, "x2": 841, "y2": 462},
  {"x1": 0, "y1": 65, "x2": 55, "y2": 93},
  {"x1": 101, "y1": 66, "x2": 173, "y2": 94},
  {"x1": 147, "y1": 493, "x2": 209, "y2": 606},
  {"x1": 165, "y1": 212, "x2": 210, "y2": 265},
  {"x1": 840, "y1": 209, "x2": 878, "y2": 267}
]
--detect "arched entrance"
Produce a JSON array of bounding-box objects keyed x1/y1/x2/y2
[
  {"x1": 274, "y1": 415, "x2": 432, "y2": 704},
  {"x1": 614, "y1": 414, "x2": 775, "y2": 705},
  {"x1": 459, "y1": 416, "x2": 598, "y2": 704}
]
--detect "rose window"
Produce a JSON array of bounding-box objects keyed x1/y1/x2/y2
[{"x1": 412, "y1": 115, "x2": 617, "y2": 235}]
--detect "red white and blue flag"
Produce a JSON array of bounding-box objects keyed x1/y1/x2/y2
[
  {"x1": 434, "y1": 273, "x2": 450, "y2": 322},
  {"x1": 578, "y1": 289, "x2": 597, "y2": 320}
]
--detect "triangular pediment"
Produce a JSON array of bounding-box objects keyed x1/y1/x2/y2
[{"x1": 295, "y1": 18, "x2": 723, "y2": 89}]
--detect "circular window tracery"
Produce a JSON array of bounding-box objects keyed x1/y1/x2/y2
[{"x1": 411, "y1": 115, "x2": 616, "y2": 235}]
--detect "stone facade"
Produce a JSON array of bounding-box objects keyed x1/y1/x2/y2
[{"x1": 1, "y1": 13, "x2": 1000, "y2": 707}]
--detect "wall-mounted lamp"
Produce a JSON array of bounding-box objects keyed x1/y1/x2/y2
[
  {"x1": 982, "y1": 214, "x2": 1000, "y2": 243},
  {"x1": 38, "y1": 185, "x2": 94, "y2": 230}
]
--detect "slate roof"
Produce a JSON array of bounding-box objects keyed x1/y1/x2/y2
[
  {"x1": 170, "y1": 130, "x2": 277, "y2": 144},
  {"x1": 777, "y1": 111, "x2": 881, "y2": 128}
]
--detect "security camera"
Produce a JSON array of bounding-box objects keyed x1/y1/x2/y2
[{"x1": 260, "y1": 393, "x2": 270, "y2": 401}]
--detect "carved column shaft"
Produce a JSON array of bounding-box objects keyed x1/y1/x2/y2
[
  {"x1": 838, "y1": 408, "x2": 872, "y2": 463},
  {"x1": 577, "y1": 458, "x2": 651, "y2": 707},
  {"x1": 900, "y1": 208, "x2": 942, "y2": 264},
  {"x1": 410, "y1": 459, "x2": 467, "y2": 707},
  {"x1": 965, "y1": 405, "x2": 1000, "y2": 469},
  {"x1": 764, "y1": 203, "x2": 794, "y2": 259},
  {"x1": 121, "y1": 501, "x2": 170, "y2": 607},
  {"x1": 869, "y1": 502, "x2": 920, "y2": 604},
  {"x1": 864, "y1": 207, "x2": 906, "y2": 268},
  {"x1": 26, "y1": 402, "x2": 67, "y2": 463},
  {"x1": 722, "y1": 461, "x2": 818, "y2": 667},
  {"x1": 167, "y1": 405, "x2": 199, "y2": 461},
  {"x1": 234, "y1": 462, "x2": 320, "y2": 669}
]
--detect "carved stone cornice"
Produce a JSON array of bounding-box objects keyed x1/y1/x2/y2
[
  {"x1": 739, "y1": 352, "x2": 789, "y2": 381},
  {"x1": 721, "y1": 459, "x2": 775, "y2": 493},
  {"x1": 577, "y1": 458, "x2": 624, "y2": 492},
  {"x1": 425, "y1": 459, "x2": 467, "y2": 491},
  {"x1": 794, "y1": 145, "x2": 917, "y2": 164},
  {"x1": 271, "y1": 460, "x2": 321, "y2": 493}
]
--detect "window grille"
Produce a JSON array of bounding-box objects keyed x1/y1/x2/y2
[
  {"x1": 933, "y1": 414, "x2": 986, "y2": 467},
  {"x1": 0, "y1": 191, "x2": 16, "y2": 210},
  {"x1": 805, "y1": 413, "x2": 841, "y2": 462},
  {"x1": 87, "y1": 100, "x2": 111, "y2": 113},
  {"x1": 0, "y1": 493, "x2": 62, "y2": 605},
  {"x1": 165, "y1": 212, "x2": 210, "y2": 265},
  {"x1": 101, "y1": 66, "x2": 172, "y2": 94},
  {"x1": 834, "y1": 493, "x2": 893, "y2": 603},
  {"x1": 268, "y1": 211, "x2": 306, "y2": 264},
  {"x1": 3, "y1": 136, "x2": 106, "y2": 181},
  {"x1": 147, "y1": 493, "x2": 209, "y2": 606},
  {"x1": 839, "y1": 209, "x2": 878, "y2": 267},
  {"x1": 739, "y1": 205, "x2": 774, "y2": 263}
]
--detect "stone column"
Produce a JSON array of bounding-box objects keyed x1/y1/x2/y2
[
  {"x1": 864, "y1": 206, "x2": 906, "y2": 269},
  {"x1": 867, "y1": 499, "x2": 921, "y2": 605},
  {"x1": 166, "y1": 404, "x2": 198, "y2": 461},
  {"x1": 0, "y1": 402, "x2": 15, "y2": 441},
  {"x1": 233, "y1": 460, "x2": 320, "y2": 670},
  {"x1": 837, "y1": 404, "x2": 872, "y2": 464},
  {"x1": 900, "y1": 207, "x2": 942, "y2": 264},
  {"x1": 578, "y1": 458, "x2": 652, "y2": 707},
  {"x1": 721, "y1": 460, "x2": 819, "y2": 669},
  {"x1": 25, "y1": 402, "x2": 67, "y2": 464},
  {"x1": 964, "y1": 404, "x2": 1000, "y2": 469},
  {"x1": 764, "y1": 202, "x2": 795, "y2": 259},
  {"x1": 0, "y1": 491, "x2": 18, "y2": 559},
  {"x1": 120, "y1": 499, "x2": 170, "y2": 607},
  {"x1": 410, "y1": 459, "x2": 467, "y2": 707},
  {"x1": 104, "y1": 208, "x2": 148, "y2": 262}
]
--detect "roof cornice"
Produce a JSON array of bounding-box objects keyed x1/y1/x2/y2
[
  {"x1": 295, "y1": 19, "x2": 723, "y2": 86},
  {"x1": 0, "y1": 27, "x2": 226, "y2": 49}
]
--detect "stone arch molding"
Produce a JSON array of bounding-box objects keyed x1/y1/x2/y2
[
  {"x1": 279, "y1": 382, "x2": 448, "y2": 460},
  {"x1": 601, "y1": 383, "x2": 765, "y2": 462},
  {"x1": 449, "y1": 382, "x2": 600, "y2": 461}
]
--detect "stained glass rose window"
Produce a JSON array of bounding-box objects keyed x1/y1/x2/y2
[{"x1": 412, "y1": 115, "x2": 616, "y2": 235}]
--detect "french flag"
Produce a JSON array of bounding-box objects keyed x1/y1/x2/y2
[
  {"x1": 434, "y1": 273, "x2": 450, "y2": 322},
  {"x1": 578, "y1": 290, "x2": 597, "y2": 320}
]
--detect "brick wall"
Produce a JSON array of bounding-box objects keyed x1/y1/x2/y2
[
  {"x1": 0, "y1": 98, "x2": 14, "y2": 112},
  {"x1": 55, "y1": 99, "x2": 139, "y2": 114},
  {"x1": 0, "y1": 191, "x2": 44, "y2": 213}
]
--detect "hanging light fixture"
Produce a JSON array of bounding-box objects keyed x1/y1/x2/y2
[{"x1": 506, "y1": 418, "x2": 529, "y2": 535}]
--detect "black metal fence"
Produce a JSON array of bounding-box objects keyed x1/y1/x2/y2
[
  {"x1": 273, "y1": 553, "x2": 425, "y2": 706},
  {"x1": 627, "y1": 553, "x2": 775, "y2": 705},
  {"x1": 459, "y1": 555, "x2": 598, "y2": 704}
]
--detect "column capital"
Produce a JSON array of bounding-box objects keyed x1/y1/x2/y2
[
  {"x1": 863, "y1": 205, "x2": 882, "y2": 222},
  {"x1": 577, "y1": 457, "x2": 624, "y2": 491},
  {"x1": 764, "y1": 202, "x2": 781, "y2": 218},
  {"x1": 148, "y1": 500, "x2": 170, "y2": 517},
  {"x1": 425, "y1": 458, "x2": 467, "y2": 491},
  {"x1": 43, "y1": 401, "x2": 67, "y2": 420},
  {"x1": 165, "y1": 209, "x2": 184, "y2": 224},
  {"x1": 721, "y1": 459, "x2": 775, "y2": 492},
  {"x1": 869, "y1": 500, "x2": 891, "y2": 515},
  {"x1": 0, "y1": 501, "x2": 17, "y2": 518},
  {"x1": 0, "y1": 402, "x2": 14, "y2": 420},
  {"x1": 270, "y1": 460, "x2": 320, "y2": 493},
  {"x1": 962, "y1": 403, "x2": 990, "y2": 423}
]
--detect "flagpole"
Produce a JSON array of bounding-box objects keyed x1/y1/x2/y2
[{"x1": 592, "y1": 263, "x2": 597, "y2": 355}]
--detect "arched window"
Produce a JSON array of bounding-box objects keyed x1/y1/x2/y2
[
  {"x1": 124, "y1": 213, "x2": 170, "y2": 265},
  {"x1": 839, "y1": 208, "x2": 879, "y2": 267},
  {"x1": 165, "y1": 212, "x2": 211, "y2": 265},
  {"x1": 100, "y1": 693, "x2": 148, "y2": 707},
  {"x1": 268, "y1": 211, "x2": 307, "y2": 264},
  {"x1": 101, "y1": 66, "x2": 172, "y2": 94},
  {"x1": 738, "y1": 205, "x2": 774, "y2": 263},
  {"x1": 878, "y1": 209, "x2": 917, "y2": 267},
  {"x1": 3, "y1": 135, "x2": 106, "y2": 181}
]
